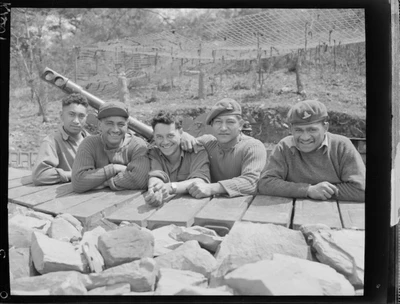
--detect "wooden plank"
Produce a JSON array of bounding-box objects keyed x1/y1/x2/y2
[
  {"x1": 33, "y1": 190, "x2": 109, "y2": 215},
  {"x1": 65, "y1": 190, "x2": 143, "y2": 226},
  {"x1": 8, "y1": 167, "x2": 32, "y2": 180},
  {"x1": 106, "y1": 194, "x2": 158, "y2": 227},
  {"x1": 8, "y1": 175, "x2": 33, "y2": 189},
  {"x1": 146, "y1": 195, "x2": 210, "y2": 230},
  {"x1": 241, "y1": 195, "x2": 293, "y2": 227},
  {"x1": 8, "y1": 184, "x2": 54, "y2": 202},
  {"x1": 11, "y1": 183, "x2": 74, "y2": 208},
  {"x1": 194, "y1": 195, "x2": 253, "y2": 230},
  {"x1": 292, "y1": 199, "x2": 342, "y2": 230},
  {"x1": 338, "y1": 201, "x2": 365, "y2": 230}
]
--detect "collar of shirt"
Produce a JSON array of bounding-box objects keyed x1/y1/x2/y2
[
  {"x1": 59, "y1": 125, "x2": 88, "y2": 142},
  {"x1": 157, "y1": 147, "x2": 185, "y2": 172},
  {"x1": 288, "y1": 133, "x2": 329, "y2": 155},
  {"x1": 101, "y1": 131, "x2": 132, "y2": 153},
  {"x1": 217, "y1": 133, "x2": 244, "y2": 152}
]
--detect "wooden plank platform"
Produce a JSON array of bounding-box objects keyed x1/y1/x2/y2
[
  {"x1": 146, "y1": 195, "x2": 210, "y2": 230},
  {"x1": 8, "y1": 175, "x2": 33, "y2": 189},
  {"x1": 292, "y1": 199, "x2": 343, "y2": 230},
  {"x1": 8, "y1": 167, "x2": 32, "y2": 179},
  {"x1": 194, "y1": 195, "x2": 253, "y2": 230},
  {"x1": 338, "y1": 201, "x2": 365, "y2": 230},
  {"x1": 241, "y1": 195, "x2": 294, "y2": 227},
  {"x1": 106, "y1": 194, "x2": 158, "y2": 227},
  {"x1": 65, "y1": 190, "x2": 143, "y2": 225},
  {"x1": 8, "y1": 184, "x2": 55, "y2": 202}
]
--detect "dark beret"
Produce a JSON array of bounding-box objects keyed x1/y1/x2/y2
[
  {"x1": 98, "y1": 101, "x2": 129, "y2": 119},
  {"x1": 287, "y1": 100, "x2": 328, "y2": 125},
  {"x1": 205, "y1": 98, "x2": 242, "y2": 125}
]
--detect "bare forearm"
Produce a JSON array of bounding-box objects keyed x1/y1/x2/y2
[{"x1": 175, "y1": 178, "x2": 207, "y2": 194}]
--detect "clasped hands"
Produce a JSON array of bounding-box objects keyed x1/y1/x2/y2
[{"x1": 307, "y1": 181, "x2": 339, "y2": 200}]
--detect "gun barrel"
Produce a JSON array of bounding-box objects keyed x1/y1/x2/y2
[{"x1": 40, "y1": 67, "x2": 153, "y2": 141}]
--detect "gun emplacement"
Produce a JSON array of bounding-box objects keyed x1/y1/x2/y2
[{"x1": 40, "y1": 67, "x2": 154, "y2": 141}]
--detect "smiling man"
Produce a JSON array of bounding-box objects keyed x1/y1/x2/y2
[
  {"x1": 71, "y1": 101, "x2": 149, "y2": 193},
  {"x1": 32, "y1": 93, "x2": 89, "y2": 185},
  {"x1": 186, "y1": 98, "x2": 267, "y2": 198},
  {"x1": 258, "y1": 99, "x2": 365, "y2": 202},
  {"x1": 144, "y1": 111, "x2": 210, "y2": 206}
]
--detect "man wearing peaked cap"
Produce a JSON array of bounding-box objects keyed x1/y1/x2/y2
[
  {"x1": 182, "y1": 98, "x2": 267, "y2": 198},
  {"x1": 71, "y1": 101, "x2": 150, "y2": 193},
  {"x1": 258, "y1": 99, "x2": 365, "y2": 201}
]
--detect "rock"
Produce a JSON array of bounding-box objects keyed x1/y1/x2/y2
[
  {"x1": 155, "y1": 268, "x2": 208, "y2": 295},
  {"x1": 152, "y1": 224, "x2": 183, "y2": 256},
  {"x1": 300, "y1": 223, "x2": 331, "y2": 241},
  {"x1": 119, "y1": 221, "x2": 141, "y2": 229},
  {"x1": 30, "y1": 231, "x2": 85, "y2": 274},
  {"x1": 83, "y1": 257, "x2": 158, "y2": 292},
  {"x1": 308, "y1": 229, "x2": 365, "y2": 287},
  {"x1": 56, "y1": 213, "x2": 83, "y2": 233},
  {"x1": 7, "y1": 203, "x2": 30, "y2": 218},
  {"x1": 11, "y1": 271, "x2": 87, "y2": 295},
  {"x1": 48, "y1": 217, "x2": 82, "y2": 242},
  {"x1": 155, "y1": 240, "x2": 217, "y2": 278},
  {"x1": 170, "y1": 225, "x2": 223, "y2": 252},
  {"x1": 224, "y1": 253, "x2": 355, "y2": 295},
  {"x1": 174, "y1": 285, "x2": 234, "y2": 295},
  {"x1": 85, "y1": 218, "x2": 119, "y2": 232},
  {"x1": 97, "y1": 226, "x2": 154, "y2": 268},
  {"x1": 78, "y1": 226, "x2": 107, "y2": 273},
  {"x1": 210, "y1": 222, "x2": 311, "y2": 286},
  {"x1": 87, "y1": 283, "x2": 131, "y2": 295},
  {"x1": 9, "y1": 247, "x2": 38, "y2": 281},
  {"x1": 25, "y1": 210, "x2": 54, "y2": 222},
  {"x1": 8, "y1": 214, "x2": 51, "y2": 248}
]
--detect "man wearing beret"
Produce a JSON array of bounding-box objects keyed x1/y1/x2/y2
[
  {"x1": 71, "y1": 101, "x2": 150, "y2": 193},
  {"x1": 258, "y1": 99, "x2": 365, "y2": 202},
  {"x1": 144, "y1": 111, "x2": 211, "y2": 206},
  {"x1": 184, "y1": 98, "x2": 267, "y2": 198}
]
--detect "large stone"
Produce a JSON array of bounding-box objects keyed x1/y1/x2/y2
[
  {"x1": 210, "y1": 222, "x2": 311, "y2": 286},
  {"x1": 151, "y1": 224, "x2": 183, "y2": 256},
  {"x1": 48, "y1": 217, "x2": 82, "y2": 242},
  {"x1": 31, "y1": 231, "x2": 85, "y2": 274},
  {"x1": 78, "y1": 226, "x2": 107, "y2": 272},
  {"x1": 83, "y1": 257, "x2": 158, "y2": 292},
  {"x1": 8, "y1": 214, "x2": 51, "y2": 248},
  {"x1": 25, "y1": 210, "x2": 55, "y2": 222},
  {"x1": 9, "y1": 247, "x2": 38, "y2": 281},
  {"x1": 307, "y1": 229, "x2": 365, "y2": 287},
  {"x1": 155, "y1": 268, "x2": 208, "y2": 295},
  {"x1": 155, "y1": 240, "x2": 217, "y2": 278},
  {"x1": 170, "y1": 225, "x2": 223, "y2": 252},
  {"x1": 98, "y1": 226, "x2": 154, "y2": 268},
  {"x1": 11, "y1": 271, "x2": 87, "y2": 295},
  {"x1": 57, "y1": 213, "x2": 83, "y2": 233},
  {"x1": 174, "y1": 285, "x2": 234, "y2": 295},
  {"x1": 224, "y1": 253, "x2": 355, "y2": 295},
  {"x1": 87, "y1": 283, "x2": 131, "y2": 295}
]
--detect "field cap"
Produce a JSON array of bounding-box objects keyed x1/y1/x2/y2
[
  {"x1": 98, "y1": 101, "x2": 129, "y2": 119},
  {"x1": 287, "y1": 100, "x2": 328, "y2": 125},
  {"x1": 205, "y1": 98, "x2": 242, "y2": 125}
]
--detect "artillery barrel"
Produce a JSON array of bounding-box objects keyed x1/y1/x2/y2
[{"x1": 40, "y1": 67, "x2": 153, "y2": 141}]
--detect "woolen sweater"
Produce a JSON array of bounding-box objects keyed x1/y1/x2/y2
[
  {"x1": 198, "y1": 134, "x2": 267, "y2": 197},
  {"x1": 71, "y1": 131, "x2": 150, "y2": 193},
  {"x1": 258, "y1": 132, "x2": 365, "y2": 201}
]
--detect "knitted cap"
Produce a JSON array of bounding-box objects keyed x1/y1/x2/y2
[
  {"x1": 205, "y1": 98, "x2": 242, "y2": 125},
  {"x1": 287, "y1": 100, "x2": 328, "y2": 125},
  {"x1": 98, "y1": 101, "x2": 129, "y2": 119}
]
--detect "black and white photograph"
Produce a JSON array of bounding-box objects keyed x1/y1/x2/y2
[{"x1": 2, "y1": 3, "x2": 397, "y2": 301}]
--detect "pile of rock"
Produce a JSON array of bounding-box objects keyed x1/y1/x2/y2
[{"x1": 8, "y1": 203, "x2": 364, "y2": 296}]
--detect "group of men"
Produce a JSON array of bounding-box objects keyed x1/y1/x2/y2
[{"x1": 32, "y1": 93, "x2": 365, "y2": 205}]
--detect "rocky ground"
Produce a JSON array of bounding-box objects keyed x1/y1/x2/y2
[{"x1": 8, "y1": 202, "x2": 364, "y2": 296}]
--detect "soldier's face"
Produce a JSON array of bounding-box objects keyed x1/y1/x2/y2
[
  {"x1": 211, "y1": 115, "x2": 243, "y2": 145},
  {"x1": 154, "y1": 123, "x2": 181, "y2": 157},
  {"x1": 99, "y1": 116, "x2": 128, "y2": 149},
  {"x1": 291, "y1": 121, "x2": 328, "y2": 153},
  {"x1": 60, "y1": 103, "x2": 87, "y2": 136}
]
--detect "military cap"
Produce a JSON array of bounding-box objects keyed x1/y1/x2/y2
[
  {"x1": 98, "y1": 101, "x2": 129, "y2": 119},
  {"x1": 287, "y1": 100, "x2": 328, "y2": 125},
  {"x1": 242, "y1": 121, "x2": 252, "y2": 131},
  {"x1": 205, "y1": 98, "x2": 242, "y2": 125}
]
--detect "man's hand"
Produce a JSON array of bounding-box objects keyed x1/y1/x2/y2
[
  {"x1": 148, "y1": 177, "x2": 165, "y2": 192},
  {"x1": 93, "y1": 180, "x2": 109, "y2": 190},
  {"x1": 187, "y1": 181, "x2": 215, "y2": 198},
  {"x1": 144, "y1": 187, "x2": 164, "y2": 207},
  {"x1": 113, "y1": 164, "x2": 127, "y2": 174},
  {"x1": 180, "y1": 132, "x2": 203, "y2": 153},
  {"x1": 307, "y1": 182, "x2": 339, "y2": 200}
]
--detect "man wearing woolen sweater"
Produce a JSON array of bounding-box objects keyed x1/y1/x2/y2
[
  {"x1": 71, "y1": 101, "x2": 150, "y2": 193},
  {"x1": 258, "y1": 99, "x2": 365, "y2": 202}
]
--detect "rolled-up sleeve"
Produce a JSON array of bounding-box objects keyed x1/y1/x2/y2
[{"x1": 187, "y1": 148, "x2": 210, "y2": 183}]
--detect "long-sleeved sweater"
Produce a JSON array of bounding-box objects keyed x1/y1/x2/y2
[
  {"x1": 258, "y1": 132, "x2": 365, "y2": 202},
  {"x1": 198, "y1": 134, "x2": 267, "y2": 197},
  {"x1": 71, "y1": 131, "x2": 150, "y2": 193},
  {"x1": 32, "y1": 126, "x2": 89, "y2": 185}
]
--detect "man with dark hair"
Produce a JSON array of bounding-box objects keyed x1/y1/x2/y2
[
  {"x1": 71, "y1": 101, "x2": 149, "y2": 193},
  {"x1": 258, "y1": 99, "x2": 365, "y2": 202},
  {"x1": 145, "y1": 111, "x2": 210, "y2": 206},
  {"x1": 32, "y1": 93, "x2": 89, "y2": 185},
  {"x1": 184, "y1": 98, "x2": 267, "y2": 198}
]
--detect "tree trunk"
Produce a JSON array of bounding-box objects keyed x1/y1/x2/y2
[
  {"x1": 295, "y1": 54, "x2": 307, "y2": 99},
  {"x1": 117, "y1": 71, "x2": 130, "y2": 104},
  {"x1": 198, "y1": 68, "x2": 204, "y2": 100}
]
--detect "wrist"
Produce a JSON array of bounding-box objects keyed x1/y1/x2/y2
[{"x1": 170, "y1": 182, "x2": 177, "y2": 194}]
